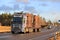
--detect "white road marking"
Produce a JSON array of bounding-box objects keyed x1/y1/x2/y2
[
  {"x1": 0, "y1": 35, "x2": 11, "y2": 38},
  {"x1": 28, "y1": 33, "x2": 55, "y2": 40}
]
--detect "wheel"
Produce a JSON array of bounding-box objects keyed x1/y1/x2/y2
[
  {"x1": 11, "y1": 31, "x2": 15, "y2": 34},
  {"x1": 33, "y1": 29, "x2": 35, "y2": 32},
  {"x1": 37, "y1": 29, "x2": 39, "y2": 32}
]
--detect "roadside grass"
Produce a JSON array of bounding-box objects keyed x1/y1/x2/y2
[{"x1": 0, "y1": 26, "x2": 11, "y2": 33}]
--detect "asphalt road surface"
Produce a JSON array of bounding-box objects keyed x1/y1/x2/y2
[{"x1": 0, "y1": 26, "x2": 60, "y2": 40}]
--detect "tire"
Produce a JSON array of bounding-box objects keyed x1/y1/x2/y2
[
  {"x1": 11, "y1": 31, "x2": 15, "y2": 34},
  {"x1": 33, "y1": 29, "x2": 35, "y2": 32},
  {"x1": 37, "y1": 29, "x2": 39, "y2": 32}
]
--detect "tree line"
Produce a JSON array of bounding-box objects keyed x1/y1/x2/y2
[{"x1": 0, "y1": 13, "x2": 13, "y2": 26}]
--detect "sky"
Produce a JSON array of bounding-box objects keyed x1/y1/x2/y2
[{"x1": 0, "y1": 0, "x2": 60, "y2": 22}]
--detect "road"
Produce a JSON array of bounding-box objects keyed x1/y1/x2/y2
[{"x1": 0, "y1": 26, "x2": 60, "y2": 40}]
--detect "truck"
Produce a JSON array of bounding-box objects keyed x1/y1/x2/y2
[{"x1": 11, "y1": 12, "x2": 44, "y2": 34}]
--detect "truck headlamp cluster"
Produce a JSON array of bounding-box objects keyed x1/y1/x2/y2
[{"x1": 13, "y1": 24, "x2": 15, "y2": 27}]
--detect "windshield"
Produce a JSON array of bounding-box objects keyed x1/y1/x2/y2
[{"x1": 13, "y1": 17, "x2": 22, "y2": 24}]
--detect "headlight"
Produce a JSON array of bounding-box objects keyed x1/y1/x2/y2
[{"x1": 13, "y1": 24, "x2": 15, "y2": 27}]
